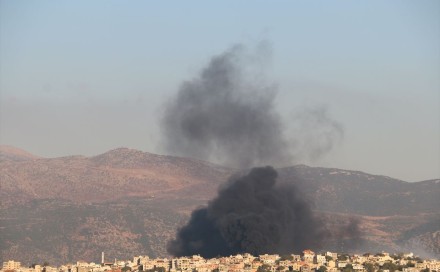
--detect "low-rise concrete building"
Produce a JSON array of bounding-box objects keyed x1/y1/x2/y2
[{"x1": 3, "y1": 261, "x2": 21, "y2": 271}]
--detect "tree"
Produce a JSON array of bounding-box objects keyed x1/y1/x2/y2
[
  {"x1": 364, "y1": 263, "x2": 375, "y2": 272},
  {"x1": 391, "y1": 254, "x2": 403, "y2": 261},
  {"x1": 338, "y1": 255, "x2": 349, "y2": 261},
  {"x1": 258, "y1": 264, "x2": 271, "y2": 272},
  {"x1": 122, "y1": 267, "x2": 132, "y2": 272},
  {"x1": 414, "y1": 257, "x2": 423, "y2": 263},
  {"x1": 317, "y1": 266, "x2": 327, "y2": 272},
  {"x1": 381, "y1": 262, "x2": 397, "y2": 272},
  {"x1": 325, "y1": 256, "x2": 333, "y2": 262},
  {"x1": 342, "y1": 264, "x2": 353, "y2": 272}
]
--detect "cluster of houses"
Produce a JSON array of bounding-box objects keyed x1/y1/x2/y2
[{"x1": 2, "y1": 250, "x2": 439, "y2": 272}]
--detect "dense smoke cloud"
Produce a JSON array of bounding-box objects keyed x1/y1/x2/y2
[
  {"x1": 163, "y1": 43, "x2": 359, "y2": 257},
  {"x1": 161, "y1": 44, "x2": 290, "y2": 168},
  {"x1": 167, "y1": 166, "x2": 328, "y2": 258}
]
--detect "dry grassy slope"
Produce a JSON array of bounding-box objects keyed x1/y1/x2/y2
[
  {"x1": 0, "y1": 147, "x2": 232, "y2": 206},
  {"x1": 0, "y1": 145, "x2": 40, "y2": 162},
  {"x1": 0, "y1": 199, "x2": 190, "y2": 265},
  {"x1": 0, "y1": 147, "x2": 439, "y2": 264},
  {"x1": 278, "y1": 166, "x2": 440, "y2": 216}
]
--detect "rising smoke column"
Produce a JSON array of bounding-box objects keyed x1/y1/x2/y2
[
  {"x1": 161, "y1": 44, "x2": 290, "y2": 168},
  {"x1": 167, "y1": 166, "x2": 328, "y2": 258},
  {"x1": 162, "y1": 43, "x2": 359, "y2": 257}
]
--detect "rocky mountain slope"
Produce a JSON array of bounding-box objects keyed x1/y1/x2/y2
[
  {"x1": 0, "y1": 146, "x2": 439, "y2": 264},
  {"x1": 0, "y1": 145, "x2": 40, "y2": 162},
  {"x1": 0, "y1": 146, "x2": 231, "y2": 207},
  {"x1": 278, "y1": 166, "x2": 440, "y2": 216}
]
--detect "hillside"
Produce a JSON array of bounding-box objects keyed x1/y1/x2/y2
[
  {"x1": 0, "y1": 147, "x2": 439, "y2": 264},
  {"x1": 0, "y1": 147, "x2": 231, "y2": 207},
  {"x1": 278, "y1": 166, "x2": 440, "y2": 216},
  {"x1": 0, "y1": 145, "x2": 40, "y2": 162}
]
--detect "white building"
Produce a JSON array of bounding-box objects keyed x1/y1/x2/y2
[{"x1": 2, "y1": 261, "x2": 21, "y2": 271}]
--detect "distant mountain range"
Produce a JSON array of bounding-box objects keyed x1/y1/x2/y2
[{"x1": 1, "y1": 146, "x2": 439, "y2": 265}]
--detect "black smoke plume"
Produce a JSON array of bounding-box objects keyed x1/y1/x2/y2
[
  {"x1": 161, "y1": 44, "x2": 290, "y2": 168},
  {"x1": 167, "y1": 166, "x2": 328, "y2": 258},
  {"x1": 162, "y1": 43, "x2": 360, "y2": 257}
]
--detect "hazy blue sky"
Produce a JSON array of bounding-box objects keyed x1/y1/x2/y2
[{"x1": 1, "y1": 1, "x2": 439, "y2": 181}]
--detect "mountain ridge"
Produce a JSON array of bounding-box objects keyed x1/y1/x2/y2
[
  {"x1": 0, "y1": 146, "x2": 439, "y2": 264},
  {"x1": 2, "y1": 145, "x2": 436, "y2": 183},
  {"x1": 0, "y1": 145, "x2": 41, "y2": 162}
]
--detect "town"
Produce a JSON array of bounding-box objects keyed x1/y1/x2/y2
[{"x1": 2, "y1": 251, "x2": 439, "y2": 272}]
